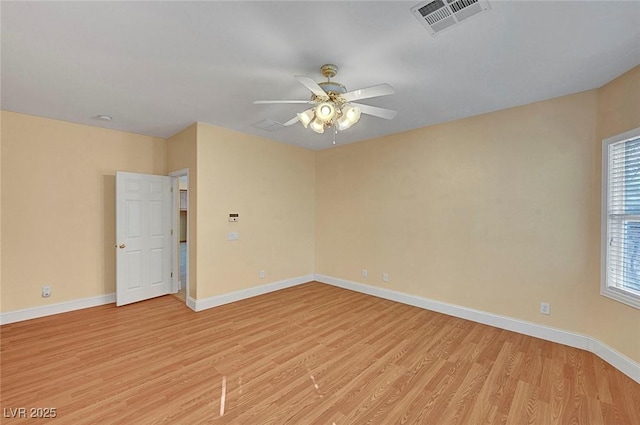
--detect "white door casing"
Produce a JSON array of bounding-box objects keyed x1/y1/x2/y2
[
  {"x1": 172, "y1": 176, "x2": 180, "y2": 294},
  {"x1": 170, "y1": 168, "x2": 190, "y2": 301},
  {"x1": 116, "y1": 171, "x2": 173, "y2": 306}
]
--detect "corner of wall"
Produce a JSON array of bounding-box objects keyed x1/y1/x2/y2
[{"x1": 166, "y1": 123, "x2": 198, "y2": 299}]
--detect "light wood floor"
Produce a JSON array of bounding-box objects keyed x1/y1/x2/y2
[
  {"x1": 1, "y1": 282, "x2": 638, "y2": 424},
  {"x1": 172, "y1": 287, "x2": 187, "y2": 302}
]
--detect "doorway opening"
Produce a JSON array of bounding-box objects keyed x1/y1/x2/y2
[{"x1": 170, "y1": 169, "x2": 189, "y2": 304}]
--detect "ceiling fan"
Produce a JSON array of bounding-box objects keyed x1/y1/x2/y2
[{"x1": 254, "y1": 64, "x2": 397, "y2": 135}]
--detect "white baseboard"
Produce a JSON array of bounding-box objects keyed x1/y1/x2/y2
[
  {"x1": 315, "y1": 274, "x2": 640, "y2": 384},
  {"x1": 0, "y1": 274, "x2": 313, "y2": 323},
  {"x1": 4, "y1": 275, "x2": 636, "y2": 383},
  {"x1": 0, "y1": 293, "x2": 116, "y2": 325},
  {"x1": 192, "y1": 274, "x2": 314, "y2": 312},
  {"x1": 186, "y1": 296, "x2": 197, "y2": 311}
]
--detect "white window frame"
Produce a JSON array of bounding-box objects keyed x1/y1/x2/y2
[{"x1": 601, "y1": 126, "x2": 640, "y2": 309}]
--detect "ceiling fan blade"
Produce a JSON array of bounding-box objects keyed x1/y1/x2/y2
[
  {"x1": 294, "y1": 75, "x2": 328, "y2": 98},
  {"x1": 341, "y1": 83, "x2": 395, "y2": 102},
  {"x1": 254, "y1": 100, "x2": 313, "y2": 104},
  {"x1": 282, "y1": 116, "x2": 300, "y2": 126},
  {"x1": 351, "y1": 103, "x2": 397, "y2": 120}
]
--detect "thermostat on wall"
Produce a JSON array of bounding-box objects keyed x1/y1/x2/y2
[{"x1": 229, "y1": 213, "x2": 239, "y2": 222}]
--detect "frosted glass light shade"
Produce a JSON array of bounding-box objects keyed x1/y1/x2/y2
[
  {"x1": 309, "y1": 118, "x2": 325, "y2": 133},
  {"x1": 297, "y1": 109, "x2": 314, "y2": 128},
  {"x1": 344, "y1": 106, "x2": 361, "y2": 123},
  {"x1": 336, "y1": 106, "x2": 361, "y2": 131}
]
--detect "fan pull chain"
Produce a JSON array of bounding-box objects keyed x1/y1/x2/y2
[{"x1": 333, "y1": 126, "x2": 337, "y2": 145}]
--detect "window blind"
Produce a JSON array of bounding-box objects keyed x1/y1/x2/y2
[{"x1": 607, "y1": 136, "x2": 640, "y2": 294}]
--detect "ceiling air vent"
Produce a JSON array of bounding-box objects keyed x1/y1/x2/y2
[
  {"x1": 251, "y1": 119, "x2": 285, "y2": 132},
  {"x1": 411, "y1": 0, "x2": 491, "y2": 36}
]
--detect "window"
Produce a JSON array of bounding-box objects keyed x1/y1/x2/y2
[{"x1": 602, "y1": 126, "x2": 640, "y2": 309}]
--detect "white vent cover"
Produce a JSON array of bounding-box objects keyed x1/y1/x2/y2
[
  {"x1": 411, "y1": 0, "x2": 491, "y2": 36},
  {"x1": 252, "y1": 119, "x2": 285, "y2": 132}
]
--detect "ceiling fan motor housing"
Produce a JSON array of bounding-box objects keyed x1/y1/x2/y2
[
  {"x1": 318, "y1": 82, "x2": 347, "y2": 96},
  {"x1": 318, "y1": 64, "x2": 346, "y2": 98}
]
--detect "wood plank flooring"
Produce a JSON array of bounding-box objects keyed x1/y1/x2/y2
[{"x1": 1, "y1": 282, "x2": 638, "y2": 424}]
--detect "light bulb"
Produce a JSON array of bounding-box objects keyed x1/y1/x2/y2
[{"x1": 315, "y1": 102, "x2": 335, "y2": 122}]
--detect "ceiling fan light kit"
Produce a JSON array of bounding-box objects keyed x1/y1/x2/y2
[
  {"x1": 254, "y1": 64, "x2": 396, "y2": 141},
  {"x1": 309, "y1": 118, "x2": 326, "y2": 134},
  {"x1": 297, "y1": 109, "x2": 314, "y2": 128},
  {"x1": 337, "y1": 105, "x2": 361, "y2": 131}
]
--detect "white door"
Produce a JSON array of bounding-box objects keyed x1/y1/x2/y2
[{"x1": 116, "y1": 171, "x2": 173, "y2": 306}]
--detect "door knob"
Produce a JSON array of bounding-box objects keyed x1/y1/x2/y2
[{"x1": 119, "y1": 244, "x2": 126, "y2": 249}]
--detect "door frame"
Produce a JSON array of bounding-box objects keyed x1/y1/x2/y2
[{"x1": 170, "y1": 168, "x2": 190, "y2": 303}]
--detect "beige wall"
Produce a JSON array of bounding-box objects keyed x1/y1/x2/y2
[
  {"x1": 0, "y1": 111, "x2": 166, "y2": 312},
  {"x1": 598, "y1": 66, "x2": 640, "y2": 139},
  {"x1": 316, "y1": 70, "x2": 640, "y2": 363},
  {"x1": 587, "y1": 66, "x2": 640, "y2": 360},
  {"x1": 0, "y1": 111, "x2": 3, "y2": 309},
  {"x1": 0, "y1": 115, "x2": 316, "y2": 311},
  {"x1": 195, "y1": 123, "x2": 315, "y2": 298},
  {"x1": 1, "y1": 66, "x2": 637, "y2": 366},
  {"x1": 166, "y1": 124, "x2": 198, "y2": 298}
]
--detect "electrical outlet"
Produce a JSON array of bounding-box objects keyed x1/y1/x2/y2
[
  {"x1": 259, "y1": 270, "x2": 265, "y2": 279},
  {"x1": 361, "y1": 269, "x2": 368, "y2": 278},
  {"x1": 42, "y1": 285, "x2": 51, "y2": 298},
  {"x1": 383, "y1": 273, "x2": 389, "y2": 282},
  {"x1": 540, "y1": 302, "x2": 550, "y2": 315}
]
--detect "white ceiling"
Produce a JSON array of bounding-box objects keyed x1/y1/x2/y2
[{"x1": 2, "y1": 1, "x2": 639, "y2": 151}]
